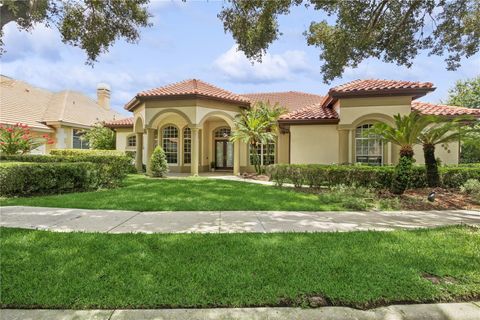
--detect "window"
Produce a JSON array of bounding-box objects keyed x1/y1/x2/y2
[
  {"x1": 214, "y1": 127, "x2": 231, "y2": 138},
  {"x1": 183, "y1": 127, "x2": 191, "y2": 164},
  {"x1": 355, "y1": 124, "x2": 383, "y2": 165},
  {"x1": 72, "y1": 129, "x2": 89, "y2": 149},
  {"x1": 162, "y1": 125, "x2": 178, "y2": 164},
  {"x1": 249, "y1": 142, "x2": 275, "y2": 166},
  {"x1": 127, "y1": 135, "x2": 136, "y2": 147}
]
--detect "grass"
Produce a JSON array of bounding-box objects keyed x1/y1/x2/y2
[
  {"x1": 0, "y1": 174, "x2": 376, "y2": 211},
  {"x1": 1, "y1": 226, "x2": 479, "y2": 309}
]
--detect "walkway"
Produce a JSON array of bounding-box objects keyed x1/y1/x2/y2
[
  {"x1": 2, "y1": 302, "x2": 480, "y2": 320},
  {"x1": 1, "y1": 206, "x2": 479, "y2": 233}
]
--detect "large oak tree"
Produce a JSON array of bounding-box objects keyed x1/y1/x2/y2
[{"x1": 219, "y1": 0, "x2": 480, "y2": 82}]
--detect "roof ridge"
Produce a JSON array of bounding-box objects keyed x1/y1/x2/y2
[{"x1": 242, "y1": 91, "x2": 324, "y2": 97}]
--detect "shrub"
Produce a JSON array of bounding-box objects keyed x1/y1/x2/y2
[
  {"x1": 149, "y1": 146, "x2": 168, "y2": 177},
  {"x1": 0, "y1": 151, "x2": 131, "y2": 187},
  {"x1": 460, "y1": 179, "x2": 480, "y2": 194},
  {"x1": 266, "y1": 164, "x2": 480, "y2": 190},
  {"x1": 0, "y1": 123, "x2": 54, "y2": 155},
  {"x1": 83, "y1": 123, "x2": 115, "y2": 150},
  {"x1": 391, "y1": 156, "x2": 413, "y2": 195},
  {"x1": 0, "y1": 162, "x2": 101, "y2": 196}
]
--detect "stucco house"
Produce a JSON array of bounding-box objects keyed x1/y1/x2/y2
[
  {"x1": 103, "y1": 78, "x2": 479, "y2": 175},
  {"x1": 0, "y1": 75, "x2": 121, "y2": 153}
]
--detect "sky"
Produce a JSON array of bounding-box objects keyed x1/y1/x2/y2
[{"x1": 1, "y1": 0, "x2": 479, "y2": 117}]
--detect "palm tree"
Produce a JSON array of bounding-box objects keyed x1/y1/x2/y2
[
  {"x1": 418, "y1": 116, "x2": 477, "y2": 187},
  {"x1": 230, "y1": 102, "x2": 285, "y2": 174},
  {"x1": 367, "y1": 112, "x2": 431, "y2": 194}
]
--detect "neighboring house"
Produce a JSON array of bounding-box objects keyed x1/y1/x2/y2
[
  {"x1": 0, "y1": 75, "x2": 122, "y2": 153},
  {"x1": 104, "y1": 79, "x2": 480, "y2": 175}
]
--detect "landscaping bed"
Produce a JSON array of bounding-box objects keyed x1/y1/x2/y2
[{"x1": 1, "y1": 226, "x2": 478, "y2": 309}]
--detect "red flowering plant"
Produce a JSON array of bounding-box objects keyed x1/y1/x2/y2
[{"x1": 0, "y1": 123, "x2": 55, "y2": 155}]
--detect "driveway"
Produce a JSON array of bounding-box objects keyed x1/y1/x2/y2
[{"x1": 1, "y1": 206, "x2": 479, "y2": 233}]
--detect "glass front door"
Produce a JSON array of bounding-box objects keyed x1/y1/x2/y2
[{"x1": 215, "y1": 140, "x2": 233, "y2": 169}]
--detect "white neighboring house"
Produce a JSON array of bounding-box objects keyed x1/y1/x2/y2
[{"x1": 0, "y1": 75, "x2": 122, "y2": 154}]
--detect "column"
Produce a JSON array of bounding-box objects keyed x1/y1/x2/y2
[
  {"x1": 135, "y1": 132, "x2": 143, "y2": 173},
  {"x1": 233, "y1": 140, "x2": 240, "y2": 176},
  {"x1": 347, "y1": 129, "x2": 353, "y2": 163},
  {"x1": 145, "y1": 128, "x2": 155, "y2": 175},
  {"x1": 191, "y1": 127, "x2": 199, "y2": 176}
]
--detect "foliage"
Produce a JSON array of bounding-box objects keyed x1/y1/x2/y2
[
  {"x1": 83, "y1": 123, "x2": 115, "y2": 150},
  {"x1": 0, "y1": 151, "x2": 131, "y2": 187},
  {"x1": 149, "y1": 146, "x2": 168, "y2": 178},
  {"x1": 0, "y1": 0, "x2": 151, "y2": 63},
  {"x1": 322, "y1": 185, "x2": 375, "y2": 211},
  {"x1": 0, "y1": 161, "x2": 99, "y2": 196},
  {"x1": 446, "y1": 76, "x2": 480, "y2": 109},
  {"x1": 0, "y1": 123, "x2": 54, "y2": 155},
  {"x1": 266, "y1": 164, "x2": 480, "y2": 190},
  {"x1": 417, "y1": 115, "x2": 477, "y2": 187},
  {"x1": 230, "y1": 101, "x2": 285, "y2": 174},
  {"x1": 219, "y1": 1, "x2": 480, "y2": 82},
  {"x1": 50, "y1": 149, "x2": 125, "y2": 156},
  {"x1": 391, "y1": 156, "x2": 413, "y2": 195},
  {"x1": 460, "y1": 179, "x2": 480, "y2": 202}
]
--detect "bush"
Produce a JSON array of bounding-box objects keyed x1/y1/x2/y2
[
  {"x1": 391, "y1": 156, "x2": 413, "y2": 195},
  {"x1": 0, "y1": 151, "x2": 131, "y2": 187},
  {"x1": 0, "y1": 162, "x2": 101, "y2": 196},
  {"x1": 460, "y1": 179, "x2": 480, "y2": 195},
  {"x1": 149, "y1": 146, "x2": 168, "y2": 177},
  {"x1": 266, "y1": 164, "x2": 480, "y2": 190}
]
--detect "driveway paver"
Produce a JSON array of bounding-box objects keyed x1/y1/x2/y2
[{"x1": 1, "y1": 206, "x2": 479, "y2": 233}]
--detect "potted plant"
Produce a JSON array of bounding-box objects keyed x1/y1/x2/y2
[{"x1": 210, "y1": 161, "x2": 216, "y2": 172}]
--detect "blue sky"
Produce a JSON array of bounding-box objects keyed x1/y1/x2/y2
[{"x1": 1, "y1": 1, "x2": 479, "y2": 116}]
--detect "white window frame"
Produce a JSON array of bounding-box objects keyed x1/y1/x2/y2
[
  {"x1": 183, "y1": 127, "x2": 191, "y2": 165},
  {"x1": 162, "y1": 125, "x2": 179, "y2": 165},
  {"x1": 249, "y1": 142, "x2": 276, "y2": 166},
  {"x1": 72, "y1": 129, "x2": 89, "y2": 149},
  {"x1": 126, "y1": 135, "x2": 136, "y2": 148},
  {"x1": 355, "y1": 124, "x2": 383, "y2": 165}
]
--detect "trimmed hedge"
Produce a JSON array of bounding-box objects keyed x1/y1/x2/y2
[
  {"x1": 50, "y1": 149, "x2": 125, "y2": 156},
  {"x1": 0, "y1": 151, "x2": 131, "y2": 188},
  {"x1": 266, "y1": 164, "x2": 480, "y2": 189},
  {"x1": 0, "y1": 162, "x2": 101, "y2": 196}
]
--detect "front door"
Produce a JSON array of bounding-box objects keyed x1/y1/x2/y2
[{"x1": 215, "y1": 140, "x2": 233, "y2": 169}]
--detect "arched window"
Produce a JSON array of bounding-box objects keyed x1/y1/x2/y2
[
  {"x1": 127, "y1": 135, "x2": 136, "y2": 147},
  {"x1": 214, "y1": 127, "x2": 231, "y2": 138},
  {"x1": 183, "y1": 127, "x2": 191, "y2": 164},
  {"x1": 162, "y1": 125, "x2": 178, "y2": 164},
  {"x1": 355, "y1": 124, "x2": 383, "y2": 165}
]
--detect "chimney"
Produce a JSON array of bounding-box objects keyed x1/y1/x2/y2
[{"x1": 97, "y1": 83, "x2": 111, "y2": 110}]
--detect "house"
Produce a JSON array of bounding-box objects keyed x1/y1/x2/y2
[
  {"x1": 0, "y1": 75, "x2": 122, "y2": 153},
  {"x1": 103, "y1": 78, "x2": 480, "y2": 175}
]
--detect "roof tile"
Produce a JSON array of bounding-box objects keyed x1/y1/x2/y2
[
  {"x1": 105, "y1": 117, "x2": 134, "y2": 128},
  {"x1": 412, "y1": 101, "x2": 480, "y2": 116},
  {"x1": 329, "y1": 79, "x2": 435, "y2": 95},
  {"x1": 242, "y1": 91, "x2": 326, "y2": 112},
  {"x1": 279, "y1": 103, "x2": 338, "y2": 121}
]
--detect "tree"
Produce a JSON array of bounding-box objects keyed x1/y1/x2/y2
[
  {"x1": 446, "y1": 77, "x2": 480, "y2": 109},
  {"x1": 1, "y1": 0, "x2": 151, "y2": 64},
  {"x1": 230, "y1": 102, "x2": 285, "y2": 174},
  {"x1": 219, "y1": 0, "x2": 480, "y2": 82},
  {"x1": 460, "y1": 122, "x2": 480, "y2": 163},
  {"x1": 83, "y1": 123, "x2": 115, "y2": 150},
  {"x1": 417, "y1": 117, "x2": 475, "y2": 187},
  {"x1": 367, "y1": 112, "x2": 430, "y2": 194},
  {"x1": 0, "y1": 123, "x2": 54, "y2": 154},
  {"x1": 149, "y1": 146, "x2": 168, "y2": 178}
]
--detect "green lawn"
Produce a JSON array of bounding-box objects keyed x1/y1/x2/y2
[
  {"x1": 1, "y1": 226, "x2": 479, "y2": 309},
  {"x1": 0, "y1": 174, "x2": 374, "y2": 211}
]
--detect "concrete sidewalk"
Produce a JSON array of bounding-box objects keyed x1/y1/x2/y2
[
  {"x1": 1, "y1": 206, "x2": 479, "y2": 233},
  {"x1": 2, "y1": 302, "x2": 480, "y2": 320}
]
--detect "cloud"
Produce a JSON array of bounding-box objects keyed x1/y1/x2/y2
[
  {"x1": 1, "y1": 23, "x2": 62, "y2": 62},
  {"x1": 213, "y1": 46, "x2": 311, "y2": 84}
]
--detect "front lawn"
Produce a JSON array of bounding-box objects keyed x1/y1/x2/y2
[
  {"x1": 1, "y1": 226, "x2": 479, "y2": 309},
  {"x1": 0, "y1": 174, "x2": 371, "y2": 211}
]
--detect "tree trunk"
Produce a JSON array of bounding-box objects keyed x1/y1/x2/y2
[{"x1": 423, "y1": 143, "x2": 440, "y2": 187}]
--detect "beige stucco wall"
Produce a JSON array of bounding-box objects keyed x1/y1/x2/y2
[
  {"x1": 290, "y1": 125, "x2": 339, "y2": 164},
  {"x1": 413, "y1": 141, "x2": 460, "y2": 165}
]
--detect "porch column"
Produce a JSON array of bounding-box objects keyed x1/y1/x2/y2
[
  {"x1": 191, "y1": 127, "x2": 199, "y2": 176},
  {"x1": 347, "y1": 129, "x2": 353, "y2": 163},
  {"x1": 233, "y1": 140, "x2": 240, "y2": 176},
  {"x1": 135, "y1": 132, "x2": 143, "y2": 172},
  {"x1": 145, "y1": 128, "x2": 155, "y2": 175}
]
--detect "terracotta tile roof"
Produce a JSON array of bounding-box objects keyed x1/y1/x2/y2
[
  {"x1": 241, "y1": 91, "x2": 326, "y2": 112},
  {"x1": 279, "y1": 103, "x2": 339, "y2": 123},
  {"x1": 328, "y1": 79, "x2": 435, "y2": 97},
  {"x1": 132, "y1": 79, "x2": 250, "y2": 106},
  {"x1": 412, "y1": 101, "x2": 480, "y2": 116},
  {"x1": 105, "y1": 117, "x2": 134, "y2": 128},
  {"x1": 0, "y1": 75, "x2": 121, "y2": 130}
]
